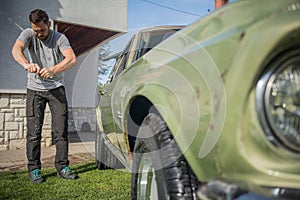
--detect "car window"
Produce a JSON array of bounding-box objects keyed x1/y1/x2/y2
[
  {"x1": 98, "y1": 36, "x2": 134, "y2": 87},
  {"x1": 135, "y1": 28, "x2": 180, "y2": 61},
  {"x1": 110, "y1": 37, "x2": 133, "y2": 80},
  {"x1": 97, "y1": 27, "x2": 182, "y2": 88}
]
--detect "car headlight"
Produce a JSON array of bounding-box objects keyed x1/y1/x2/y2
[{"x1": 256, "y1": 49, "x2": 300, "y2": 152}]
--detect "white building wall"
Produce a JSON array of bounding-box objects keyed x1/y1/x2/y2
[
  {"x1": 65, "y1": 47, "x2": 99, "y2": 107},
  {"x1": 57, "y1": 0, "x2": 127, "y2": 32}
]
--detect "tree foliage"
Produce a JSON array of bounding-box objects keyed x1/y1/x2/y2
[{"x1": 98, "y1": 43, "x2": 113, "y2": 87}]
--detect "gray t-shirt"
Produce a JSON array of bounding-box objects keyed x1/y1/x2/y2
[{"x1": 18, "y1": 28, "x2": 71, "y2": 91}]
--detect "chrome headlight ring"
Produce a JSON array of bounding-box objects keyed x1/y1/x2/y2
[{"x1": 256, "y1": 49, "x2": 300, "y2": 153}]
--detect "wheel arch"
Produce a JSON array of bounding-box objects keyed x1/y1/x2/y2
[
  {"x1": 125, "y1": 91, "x2": 206, "y2": 181},
  {"x1": 125, "y1": 87, "x2": 185, "y2": 155},
  {"x1": 127, "y1": 95, "x2": 154, "y2": 152}
]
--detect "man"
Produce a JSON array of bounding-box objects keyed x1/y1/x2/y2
[{"x1": 12, "y1": 9, "x2": 78, "y2": 183}]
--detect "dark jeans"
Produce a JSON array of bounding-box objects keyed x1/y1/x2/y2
[{"x1": 26, "y1": 86, "x2": 69, "y2": 172}]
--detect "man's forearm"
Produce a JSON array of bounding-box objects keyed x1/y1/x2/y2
[
  {"x1": 49, "y1": 48, "x2": 77, "y2": 75},
  {"x1": 11, "y1": 46, "x2": 30, "y2": 70},
  {"x1": 51, "y1": 57, "x2": 77, "y2": 75}
]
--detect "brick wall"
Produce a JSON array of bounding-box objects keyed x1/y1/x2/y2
[{"x1": 0, "y1": 93, "x2": 96, "y2": 151}]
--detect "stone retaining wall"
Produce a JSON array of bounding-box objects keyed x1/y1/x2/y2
[
  {"x1": 68, "y1": 107, "x2": 96, "y2": 133},
  {"x1": 0, "y1": 93, "x2": 96, "y2": 151}
]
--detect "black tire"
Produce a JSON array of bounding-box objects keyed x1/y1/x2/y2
[
  {"x1": 95, "y1": 128, "x2": 124, "y2": 170},
  {"x1": 131, "y1": 112, "x2": 199, "y2": 200}
]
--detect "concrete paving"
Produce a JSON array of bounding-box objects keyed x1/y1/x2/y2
[{"x1": 0, "y1": 132, "x2": 96, "y2": 171}]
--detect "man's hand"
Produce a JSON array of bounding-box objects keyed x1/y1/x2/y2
[
  {"x1": 39, "y1": 68, "x2": 54, "y2": 79},
  {"x1": 24, "y1": 63, "x2": 40, "y2": 74},
  {"x1": 24, "y1": 63, "x2": 54, "y2": 79}
]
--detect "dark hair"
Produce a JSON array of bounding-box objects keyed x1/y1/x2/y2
[{"x1": 29, "y1": 9, "x2": 49, "y2": 24}]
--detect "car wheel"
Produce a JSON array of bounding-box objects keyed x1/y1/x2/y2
[
  {"x1": 131, "y1": 112, "x2": 199, "y2": 200},
  {"x1": 95, "y1": 127, "x2": 124, "y2": 169}
]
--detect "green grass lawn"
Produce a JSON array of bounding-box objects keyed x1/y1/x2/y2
[{"x1": 0, "y1": 162, "x2": 131, "y2": 200}]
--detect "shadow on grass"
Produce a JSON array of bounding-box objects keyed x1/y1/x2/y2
[
  {"x1": 73, "y1": 162, "x2": 96, "y2": 173},
  {"x1": 43, "y1": 162, "x2": 96, "y2": 179}
]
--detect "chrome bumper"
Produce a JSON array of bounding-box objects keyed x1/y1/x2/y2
[{"x1": 197, "y1": 180, "x2": 300, "y2": 200}]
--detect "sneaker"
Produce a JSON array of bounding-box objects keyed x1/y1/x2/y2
[
  {"x1": 57, "y1": 166, "x2": 78, "y2": 179},
  {"x1": 29, "y1": 169, "x2": 44, "y2": 183}
]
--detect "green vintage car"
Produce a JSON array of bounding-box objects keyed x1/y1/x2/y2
[{"x1": 96, "y1": 0, "x2": 300, "y2": 199}]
